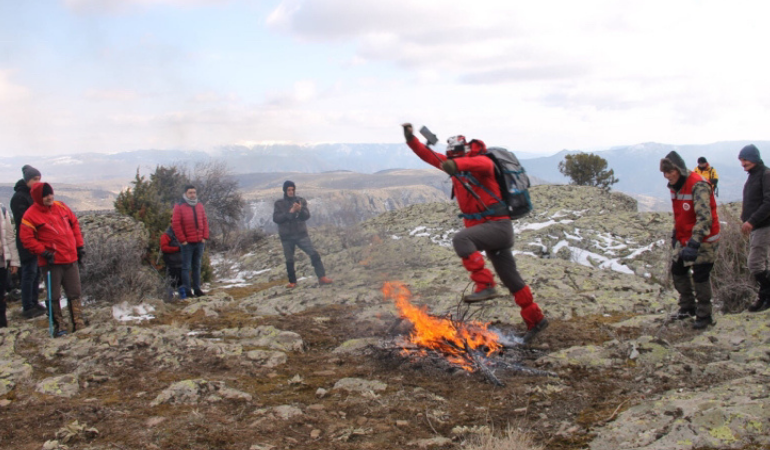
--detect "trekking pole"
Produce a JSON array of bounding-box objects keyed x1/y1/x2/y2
[
  {"x1": 46, "y1": 270, "x2": 54, "y2": 338},
  {"x1": 419, "y1": 126, "x2": 491, "y2": 212}
]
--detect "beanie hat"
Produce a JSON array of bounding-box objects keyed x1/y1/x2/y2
[
  {"x1": 697, "y1": 157, "x2": 707, "y2": 164},
  {"x1": 738, "y1": 144, "x2": 762, "y2": 164},
  {"x1": 41, "y1": 183, "x2": 54, "y2": 197},
  {"x1": 22, "y1": 165, "x2": 41, "y2": 182},
  {"x1": 660, "y1": 151, "x2": 688, "y2": 176},
  {"x1": 282, "y1": 180, "x2": 296, "y2": 193}
]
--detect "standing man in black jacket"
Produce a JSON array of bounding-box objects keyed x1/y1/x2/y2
[
  {"x1": 272, "y1": 181, "x2": 332, "y2": 288},
  {"x1": 10, "y1": 165, "x2": 46, "y2": 319},
  {"x1": 739, "y1": 144, "x2": 770, "y2": 312}
]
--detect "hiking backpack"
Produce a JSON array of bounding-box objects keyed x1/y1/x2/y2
[{"x1": 484, "y1": 147, "x2": 533, "y2": 220}]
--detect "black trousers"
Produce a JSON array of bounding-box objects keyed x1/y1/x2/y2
[{"x1": 281, "y1": 235, "x2": 325, "y2": 283}]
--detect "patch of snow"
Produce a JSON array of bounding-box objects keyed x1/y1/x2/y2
[
  {"x1": 112, "y1": 302, "x2": 156, "y2": 322},
  {"x1": 409, "y1": 226, "x2": 427, "y2": 236}
]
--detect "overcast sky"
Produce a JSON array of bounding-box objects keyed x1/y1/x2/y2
[{"x1": 1, "y1": 0, "x2": 768, "y2": 157}]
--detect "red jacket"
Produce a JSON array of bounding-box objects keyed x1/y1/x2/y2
[
  {"x1": 407, "y1": 136, "x2": 508, "y2": 228},
  {"x1": 160, "y1": 232, "x2": 180, "y2": 254},
  {"x1": 672, "y1": 172, "x2": 720, "y2": 245},
  {"x1": 20, "y1": 182, "x2": 84, "y2": 267},
  {"x1": 172, "y1": 200, "x2": 209, "y2": 244}
]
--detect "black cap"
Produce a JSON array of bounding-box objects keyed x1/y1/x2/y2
[{"x1": 697, "y1": 157, "x2": 707, "y2": 164}]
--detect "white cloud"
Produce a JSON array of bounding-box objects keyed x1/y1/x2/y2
[
  {"x1": 84, "y1": 89, "x2": 139, "y2": 102},
  {"x1": 63, "y1": 0, "x2": 231, "y2": 13},
  {"x1": 0, "y1": 70, "x2": 30, "y2": 102}
]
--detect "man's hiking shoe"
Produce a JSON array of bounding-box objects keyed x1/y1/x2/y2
[
  {"x1": 193, "y1": 289, "x2": 206, "y2": 297},
  {"x1": 747, "y1": 296, "x2": 770, "y2": 313},
  {"x1": 693, "y1": 315, "x2": 715, "y2": 330},
  {"x1": 286, "y1": 283, "x2": 297, "y2": 289},
  {"x1": 671, "y1": 307, "x2": 696, "y2": 321},
  {"x1": 522, "y1": 317, "x2": 549, "y2": 344},
  {"x1": 463, "y1": 287, "x2": 498, "y2": 303},
  {"x1": 23, "y1": 308, "x2": 45, "y2": 319},
  {"x1": 54, "y1": 330, "x2": 68, "y2": 338},
  {"x1": 318, "y1": 277, "x2": 333, "y2": 286}
]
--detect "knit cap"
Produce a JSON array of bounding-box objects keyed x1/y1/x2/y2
[
  {"x1": 738, "y1": 144, "x2": 762, "y2": 164},
  {"x1": 22, "y1": 165, "x2": 41, "y2": 182}
]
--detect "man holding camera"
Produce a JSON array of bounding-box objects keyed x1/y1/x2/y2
[{"x1": 273, "y1": 181, "x2": 332, "y2": 288}]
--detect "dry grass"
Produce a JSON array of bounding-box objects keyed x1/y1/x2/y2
[{"x1": 464, "y1": 425, "x2": 544, "y2": 450}]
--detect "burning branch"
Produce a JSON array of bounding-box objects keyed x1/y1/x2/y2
[{"x1": 383, "y1": 281, "x2": 560, "y2": 385}]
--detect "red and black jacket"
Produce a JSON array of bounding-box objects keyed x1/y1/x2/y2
[
  {"x1": 20, "y1": 182, "x2": 84, "y2": 267},
  {"x1": 672, "y1": 172, "x2": 720, "y2": 245},
  {"x1": 407, "y1": 136, "x2": 509, "y2": 228}
]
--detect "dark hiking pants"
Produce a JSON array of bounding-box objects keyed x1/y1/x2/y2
[
  {"x1": 180, "y1": 242, "x2": 205, "y2": 294},
  {"x1": 452, "y1": 219, "x2": 526, "y2": 294},
  {"x1": 281, "y1": 235, "x2": 325, "y2": 284},
  {"x1": 0, "y1": 267, "x2": 7, "y2": 327},
  {"x1": 671, "y1": 257, "x2": 714, "y2": 318},
  {"x1": 43, "y1": 263, "x2": 85, "y2": 332},
  {"x1": 20, "y1": 258, "x2": 40, "y2": 312}
]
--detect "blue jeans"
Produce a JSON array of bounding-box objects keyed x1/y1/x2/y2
[
  {"x1": 180, "y1": 242, "x2": 204, "y2": 294},
  {"x1": 20, "y1": 258, "x2": 41, "y2": 312}
]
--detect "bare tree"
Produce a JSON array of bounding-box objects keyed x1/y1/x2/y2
[{"x1": 189, "y1": 161, "x2": 246, "y2": 247}]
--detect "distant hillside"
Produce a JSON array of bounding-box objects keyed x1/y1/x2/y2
[
  {"x1": 523, "y1": 141, "x2": 770, "y2": 206},
  {"x1": 3, "y1": 140, "x2": 763, "y2": 213}
]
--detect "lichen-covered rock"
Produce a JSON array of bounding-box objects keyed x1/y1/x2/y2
[
  {"x1": 272, "y1": 405, "x2": 303, "y2": 420},
  {"x1": 333, "y1": 338, "x2": 379, "y2": 354},
  {"x1": 333, "y1": 378, "x2": 387, "y2": 393},
  {"x1": 539, "y1": 345, "x2": 614, "y2": 368},
  {"x1": 150, "y1": 379, "x2": 252, "y2": 406},
  {"x1": 36, "y1": 374, "x2": 80, "y2": 398},
  {"x1": 245, "y1": 350, "x2": 287, "y2": 368},
  {"x1": 590, "y1": 377, "x2": 770, "y2": 450}
]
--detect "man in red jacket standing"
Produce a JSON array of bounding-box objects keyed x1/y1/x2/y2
[
  {"x1": 172, "y1": 185, "x2": 209, "y2": 297},
  {"x1": 402, "y1": 124, "x2": 548, "y2": 343},
  {"x1": 20, "y1": 182, "x2": 85, "y2": 337}
]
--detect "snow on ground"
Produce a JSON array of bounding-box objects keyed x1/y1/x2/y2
[
  {"x1": 514, "y1": 219, "x2": 574, "y2": 232},
  {"x1": 218, "y1": 268, "x2": 271, "y2": 288},
  {"x1": 552, "y1": 240, "x2": 634, "y2": 274},
  {"x1": 112, "y1": 302, "x2": 155, "y2": 322},
  {"x1": 394, "y1": 219, "x2": 654, "y2": 276}
]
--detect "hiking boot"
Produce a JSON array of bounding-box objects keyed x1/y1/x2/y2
[
  {"x1": 522, "y1": 317, "x2": 549, "y2": 344},
  {"x1": 318, "y1": 277, "x2": 333, "y2": 286},
  {"x1": 747, "y1": 296, "x2": 770, "y2": 313},
  {"x1": 693, "y1": 315, "x2": 715, "y2": 330},
  {"x1": 35, "y1": 303, "x2": 47, "y2": 312},
  {"x1": 463, "y1": 286, "x2": 498, "y2": 303},
  {"x1": 671, "y1": 307, "x2": 696, "y2": 320},
  {"x1": 286, "y1": 283, "x2": 297, "y2": 289},
  {"x1": 54, "y1": 330, "x2": 69, "y2": 338},
  {"x1": 23, "y1": 308, "x2": 45, "y2": 319},
  {"x1": 193, "y1": 289, "x2": 206, "y2": 297}
]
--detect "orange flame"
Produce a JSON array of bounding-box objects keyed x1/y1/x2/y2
[{"x1": 382, "y1": 281, "x2": 502, "y2": 371}]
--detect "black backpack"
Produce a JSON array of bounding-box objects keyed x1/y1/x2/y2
[{"x1": 484, "y1": 147, "x2": 533, "y2": 220}]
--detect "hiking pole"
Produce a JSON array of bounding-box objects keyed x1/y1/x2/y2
[
  {"x1": 419, "y1": 126, "x2": 491, "y2": 212},
  {"x1": 46, "y1": 270, "x2": 54, "y2": 338}
]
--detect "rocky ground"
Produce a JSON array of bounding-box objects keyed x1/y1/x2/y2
[{"x1": 1, "y1": 185, "x2": 769, "y2": 450}]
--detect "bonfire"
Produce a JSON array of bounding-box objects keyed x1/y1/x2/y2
[{"x1": 382, "y1": 281, "x2": 556, "y2": 385}]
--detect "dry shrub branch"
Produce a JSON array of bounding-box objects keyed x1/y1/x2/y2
[
  {"x1": 712, "y1": 204, "x2": 754, "y2": 313},
  {"x1": 79, "y1": 213, "x2": 166, "y2": 304}
]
